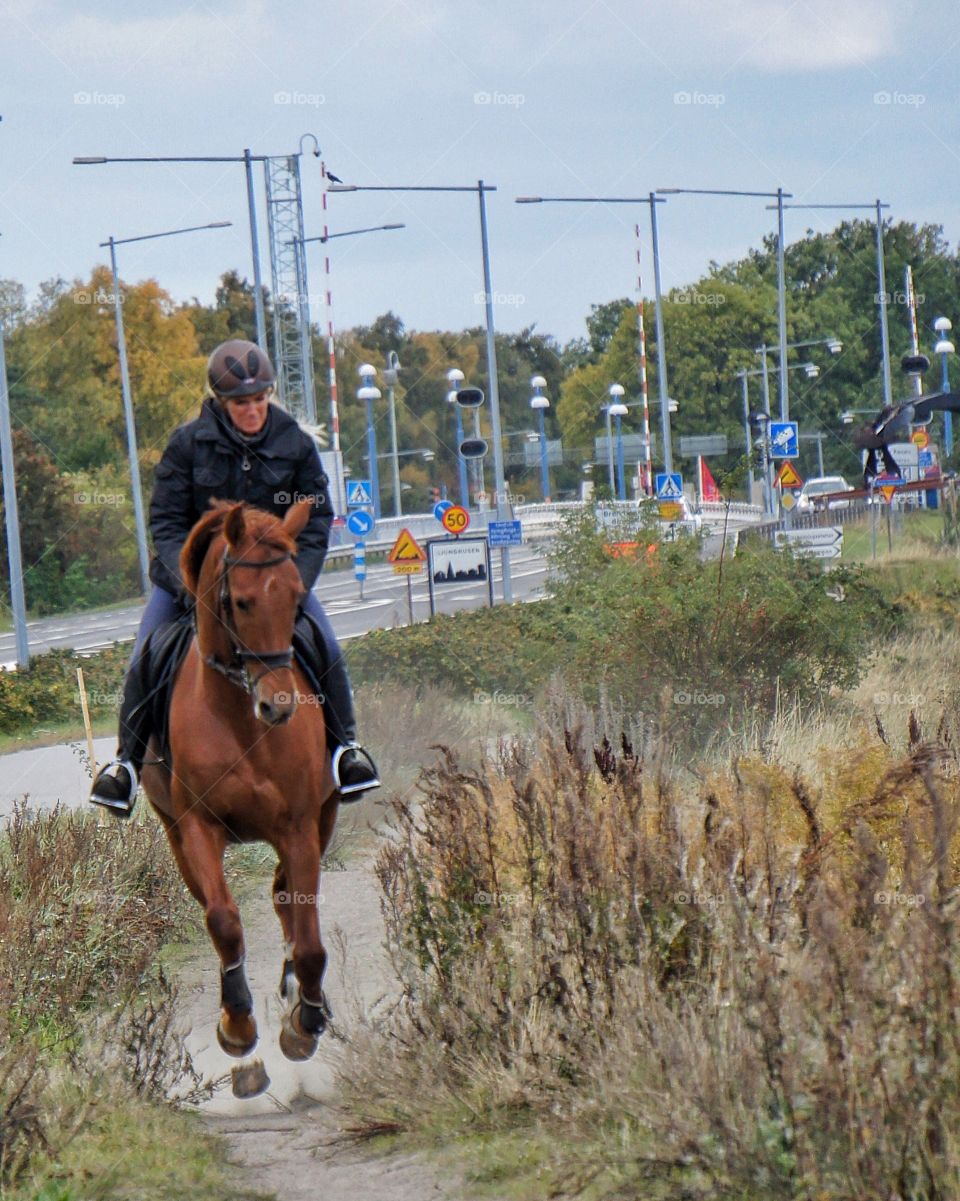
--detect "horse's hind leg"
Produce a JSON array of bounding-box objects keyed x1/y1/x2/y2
[{"x1": 172, "y1": 810, "x2": 258, "y2": 1057}]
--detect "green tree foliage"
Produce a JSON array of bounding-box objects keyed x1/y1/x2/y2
[{"x1": 180, "y1": 269, "x2": 270, "y2": 355}]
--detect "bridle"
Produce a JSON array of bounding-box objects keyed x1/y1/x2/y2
[{"x1": 203, "y1": 545, "x2": 296, "y2": 694}]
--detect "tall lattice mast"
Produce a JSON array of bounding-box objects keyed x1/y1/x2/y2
[{"x1": 263, "y1": 153, "x2": 316, "y2": 424}]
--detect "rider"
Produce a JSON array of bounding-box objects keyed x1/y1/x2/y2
[{"x1": 89, "y1": 338, "x2": 379, "y2": 816}]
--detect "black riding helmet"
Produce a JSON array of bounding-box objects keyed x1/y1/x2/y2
[{"x1": 207, "y1": 339, "x2": 276, "y2": 399}]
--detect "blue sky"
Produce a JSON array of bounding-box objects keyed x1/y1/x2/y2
[{"x1": 1, "y1": 0, "x2": 956, "y2": 345}]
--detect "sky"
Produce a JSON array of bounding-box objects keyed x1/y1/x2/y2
[{"x1": 1, "y1": 0, "x2": 958, "y2": 347}]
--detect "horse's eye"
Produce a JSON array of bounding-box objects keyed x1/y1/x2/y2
[{"x1": 234, "y1": 597, "x2": 251, "y2": 612}]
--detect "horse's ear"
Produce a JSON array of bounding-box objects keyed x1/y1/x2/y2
[
  {"x1": 180, "y1": 502, "x2": 230, "y2": 596},
  {"x1": 282, "y1": 497, "x2": 313, "y2": 542},
  {"x1": 223, "y1": 503, "x2": 247, "y2": 550}
]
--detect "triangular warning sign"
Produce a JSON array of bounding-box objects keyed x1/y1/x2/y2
[
  {"x1": 880, "y1": 484, "x2": 897, "y2": 504},
  {"x1": 775, "y1": 461, "x2": 803, "y2": 489},
  {"x1": 387, "y1": 528, "x2": 427, "y2": 563}
]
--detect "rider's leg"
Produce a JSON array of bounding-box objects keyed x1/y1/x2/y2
[
  {"x1": 300, "y1": 593, "x2": 379, "y2": 797},
  {"x1": 89, "y1": 586, "x2": 181, "y2": 816}
]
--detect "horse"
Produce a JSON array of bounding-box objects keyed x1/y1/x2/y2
[{"x1": 141, "y1": 498, "x2": 339, "y2": 1078}]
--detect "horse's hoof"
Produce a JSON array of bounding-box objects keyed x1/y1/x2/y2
[
  {"x1": 231, "y1": 1058, "x2": 270, "y2": 1099},
  {"x1": 279, "y1": 1006, "x2": 320, "y2": 1062},
  {"x1": 217, "y1": 1018, "x2": 258, "y2": 1059}
]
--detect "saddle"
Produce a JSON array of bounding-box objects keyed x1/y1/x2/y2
[{"x1": 131, "y1": 609, "x2": 329, "y2": 768}]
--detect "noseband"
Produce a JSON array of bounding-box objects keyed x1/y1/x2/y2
[{"x1": 204, "y1": 546, "x2": 295, "y2": 694}]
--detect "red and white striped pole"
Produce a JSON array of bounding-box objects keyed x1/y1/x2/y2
[
  {"x1": 321, "y1": 162, "x2": 346, "y2": 515},
  {"x1": 636, "y1": 224, "x2": 653, "y2": 495}
]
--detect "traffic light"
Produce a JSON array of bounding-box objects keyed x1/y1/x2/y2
[{"x1": 748, "y1": 410, "x2": 769, "y2": 440}]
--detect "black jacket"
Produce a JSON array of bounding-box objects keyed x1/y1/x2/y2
[{"x1": 149, "y1": 399, "x2": 333, "y2": 596}]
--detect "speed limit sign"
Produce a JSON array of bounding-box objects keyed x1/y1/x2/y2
[{"x1": 440, "y1": 504, "x2": 470, "y2": 535}]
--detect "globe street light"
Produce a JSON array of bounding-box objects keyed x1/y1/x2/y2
[
  {"x1": 606, "y1": 384, "x2": 626, "y2": 498},
  {"x1": 609, "y1": 397, "x2": 629, "y2": 501},
  {"x1": 102, "y1": 220, "x2": 232, "y2": 595},
  {"x1": 529, "y1": 375, "x2": 551, "y2": 502},
  {"x1": 357, "y1": 364, "x2": 381, "y2": 521},
  {"x1": 934, "y1": 317, "x2": 955, "y2": 456},
  {"x1": 446, "y1": 367, "x2": 470, "y2": 508},
  {"x1": 383, "y1": 350, "x2": 403, "y2": 518}
]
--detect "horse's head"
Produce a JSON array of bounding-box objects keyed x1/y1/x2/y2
[{"x1": 182, "y1": 499, "x2": 313, "y2": 727}]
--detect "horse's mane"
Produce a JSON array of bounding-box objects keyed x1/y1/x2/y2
[{"x1": 180, "y1": 501, "x2": 298, "y2": 596}]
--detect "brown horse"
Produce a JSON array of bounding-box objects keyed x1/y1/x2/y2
[{"x1": 142, "y1": 498, "x2": 338, "y2": 1072}]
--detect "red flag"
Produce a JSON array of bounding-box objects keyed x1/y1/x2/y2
[{"x1": 700, "y1": 459, "x2": 721, "y2": 502}]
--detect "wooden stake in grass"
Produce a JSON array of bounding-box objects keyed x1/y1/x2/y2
[{"x1": 76, "y1": 666, "x2": 97, "y2": 777}]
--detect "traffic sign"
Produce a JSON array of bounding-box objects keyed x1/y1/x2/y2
[
  {"x1": 346, "y1": 510, "x2": 374, "y2": 537},
  {"x1": 488, "y1": 519, "x2": 523, "y2": 547},
  {"x1": 775, "y1": 461, "x2": 803, "y2": 489},
  {"x1": 880, "y1": 484, "x2": 897, "y2": 504},
  {"x1": 780, "y1": 491, "x2": 797, "y2": 510},
  {"x1": 655, "y1": 472, "x2": 683, "y2": 500},
  {"x1": 658, "y1": 501, "x2": 682, "y2": 522},
  {"x1": 919, "y1": 449, "x2": 934, "y2": 468},
  {"x1": 769, "y1": 422, "x2": 799, "y2": 459},
  {"x1": 441, "y1": 505, "x2": 471, "y2": 535},
  {"x1": 911, "y1": 428, "x2": 930, "y2": 449},
  {"x1": 433, "y1": 499, "x2": 454, "y2": 521},
  {"x1": 387, "y1": 527, "x2": 427, "y2": 575},
  {"x1": 775, "y1": 527, "x2": 843, "y2": 560},
  {"x1": 347, "y1": 479, "x2": 373, "y2": 507}
]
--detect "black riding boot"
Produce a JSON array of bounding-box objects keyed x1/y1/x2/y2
[
  {"x1": 89, "y1": 654, "x2": 153, "y2": 818},
  {"x1": 297, "y1": 611, "x2": 380, "y2": 799}
]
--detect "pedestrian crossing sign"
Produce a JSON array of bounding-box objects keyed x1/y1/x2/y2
[
  {"x1": 347, "y1": 480, "x2": 373, "y2": 507},
  {"x1": 655, "y1": 472, "x2": 683, "y2": 500}
]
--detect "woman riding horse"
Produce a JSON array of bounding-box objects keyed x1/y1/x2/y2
[{"x1": 89, "y1": 338, "x2": 379, "y2": 815}]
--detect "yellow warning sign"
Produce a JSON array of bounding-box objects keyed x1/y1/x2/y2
[
  {"x1": 388, "y1": 527, "x2": 427, "y2": 574},
  {"x1": 658, "y1": 501, "x2": 682, "y2": 522},
  {"x1": 775, "y1": 461, "x2": 803, "y2": 489},
  {"x1": 880, "y1": 484, "x2": 897, "y2": 504}
]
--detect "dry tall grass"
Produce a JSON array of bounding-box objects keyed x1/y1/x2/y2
[{"x1": 337, "y1": 668, "x2": 960, "y2": 1199}]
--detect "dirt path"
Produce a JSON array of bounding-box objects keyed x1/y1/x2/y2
[{"x1": 175, "y1": 843, "x2": 462, "y2": 1201}]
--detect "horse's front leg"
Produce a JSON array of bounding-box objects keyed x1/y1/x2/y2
[
  {"x1": 173, "y1": 809, "x2": 259, "y2": 1058},
  {"x1": 277, "y1": 826, "x2": 330, "y2": 1061}
]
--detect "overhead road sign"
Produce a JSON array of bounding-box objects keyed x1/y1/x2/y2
[
  {"x1": 679, "y1": 434, "x2": 728, "y2": 457},
  {"x1": 769, "y1": 421, "x2": 799, "y2": 459},
  {"x1": 347, "y1": 479, "x2": 373, "y2": 507}
]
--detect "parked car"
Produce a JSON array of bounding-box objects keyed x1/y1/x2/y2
[{"x1": 795, "y1": 475, "x2": 855, "y2": 511}]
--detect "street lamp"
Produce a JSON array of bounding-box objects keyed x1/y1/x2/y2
[
  {"x1": 446, "y1": 367, "x2": 470, "y2": 508},
  {"x1": 383, "y1": 350, "x2": 403, "y2": 518},
  {"x1": 357, "y1": 363, "x2": 381, "y2": 521},
  {"x1": 330, "y1": 180, "x2": 515, "y2": 601},
  {"x1": 101, "y1": 220, "x2": 232, "y2": 595},
  {"x1": 297, "y1": 220, "x2": 406, "y2": 515},
  {"x1": 609, "y1": 394, "x2": 629, "y2": 501},
  {"x1": 605, "y1": 384, "x2": 626, "y2": 498},
  {"x1": 529, "y1": 375, "x2": 551, "y2": 502},
  {"x1": 515, "y1": 193, "x2": 674, "y2": 471},
  {"x1": 657, "y1": 186, "x2": 793, "y2": 420},
  {"x1": 934, "y1": 317, "x2": 955, "y2": 456}
]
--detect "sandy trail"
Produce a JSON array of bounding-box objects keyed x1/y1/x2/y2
[{"x1": 176, "y1": 832, "x2": 461, "y2": 1201}]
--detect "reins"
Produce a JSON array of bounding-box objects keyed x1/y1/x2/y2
[{"x1": 203, "y1": 545, "x2": 295, "y2": 694}]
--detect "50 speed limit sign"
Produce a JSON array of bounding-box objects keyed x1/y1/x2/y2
[{"x1": 440, "y1": 504, "x2": 470, "y2": 535}]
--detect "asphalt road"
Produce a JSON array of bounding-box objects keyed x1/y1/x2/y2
[{"x1": 0, "y1": 543, "x2": 552, "y2": 664}]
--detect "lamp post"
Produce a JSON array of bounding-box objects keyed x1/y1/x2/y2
[
  {"x1": 774, "y1": 201, "x2": 893, "y2": 408},
  {"x1": 297, "y1": 219, "x2": 405, "y2": 515},
  {"x1": 102, "y1": 220, "x2": 232, "y2": 595},
  {"x1": 606, "y1": 384, "x2": 626, "y2": 498},
  {"x1": 383, "y1": 350, "x2": 403, "y2": 518},
  {"x1": 329, "y1": 180, "x2": 513, "y2": 601},
  {"x1": 73, "y1": 150, "x2": 293, "y2": 350},
  {"x1": 657, "y1": 186, "x2": 793, "y2": 419},
  {"x1": 446, "y1": 368, "x2": 470, "y2": 508},
  {"x1": 0, "y1": 322, "x2": 28, "y2": 666},
  {"x1": 609, "y1": 395, "x2": 629, "y2": 501},
  {"x1": 530, "y1": 375, "x2": 551, "y2": 502},
  {"x1": 934, "y1": 317, "x2": 955, "y2": 457},
  {"x1": 357, "y1": 363, "x2": 381, "y2": 521},
  {"x1": 515, "y1": 193, "x2": 674, "y2": 470}
]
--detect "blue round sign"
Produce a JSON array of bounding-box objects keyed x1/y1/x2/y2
[
  {"x1": 347, "y1": 510, "x2": 375, "y2": 537},
  {"x1": 433, "y1": 499, "x2": 454, "y2": 522}
]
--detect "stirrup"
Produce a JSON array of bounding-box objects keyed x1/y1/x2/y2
[
  {"x1": 331, "y1": 743, "x2": 380, "y2": 799},
  {"x1": 89, "y1": 759, "x2": 139, "y2": 818}
]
